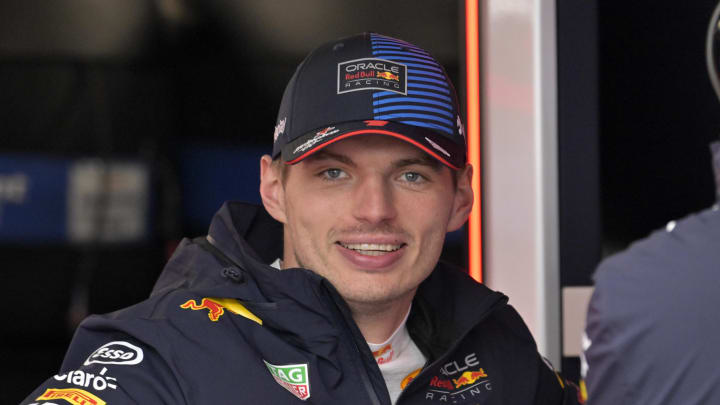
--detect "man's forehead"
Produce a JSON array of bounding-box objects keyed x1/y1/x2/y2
[{"x1": 302, "y1": 135, "x2": 444, "y2": 170}]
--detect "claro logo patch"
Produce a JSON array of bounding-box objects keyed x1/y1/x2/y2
[
  {"x1": 83, "y1": 341, "x2": 144, "y2": 366},
  {"x1": 54, "y1": 367, "x2": 118, "y2": 391}
]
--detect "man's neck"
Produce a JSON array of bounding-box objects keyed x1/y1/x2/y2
[{"x1": 348, "y1": 293, "x2": 415, "y2": 343}]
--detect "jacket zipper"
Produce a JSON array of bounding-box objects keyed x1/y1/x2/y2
[
  {"x1": 204, "y1": 235, "x2": 386, "y2": 405},
  {"x1": 322, "y1": 282, "x2": 386, "y2": 405}
]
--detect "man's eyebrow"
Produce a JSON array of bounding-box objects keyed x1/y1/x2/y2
[
  {"x1": 304, "y1": 150, "x2": 357, "y2": 167},
  {"x1": 392, "y1": 156, "x2": 444, "y2": 172}
]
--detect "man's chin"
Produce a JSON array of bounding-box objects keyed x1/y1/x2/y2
[{"x1": 335, "y1": 282, "x2": 416, "y2": 309}]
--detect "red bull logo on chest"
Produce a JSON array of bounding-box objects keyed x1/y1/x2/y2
[
  {"x1": 423, "y1": 352, "x2": 492, "y2": 403},
  {"x1": 179, "y1": 297, "x2": 263, "y2": 325},
  {"x1": 180, "y1": 298, "x2": 226, "y2": 321},
  {"x1": 452, "y1": 369, "x2": 488, "y2": 388}
]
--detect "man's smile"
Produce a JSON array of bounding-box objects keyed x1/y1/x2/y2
[
  {"x1": 334, "y1": 238, "x2": 408, "y2": 269},
  {"x1": 336, "y1": 242, "x2": 406, "y2": 256}
]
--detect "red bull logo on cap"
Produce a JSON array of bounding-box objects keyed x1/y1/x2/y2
[
  {"x1": 376, "y1": 71, "x2": 400, "y2": 81},
  {"x1": 338, "y1": 57, "x2": 407, "y2": 95}
]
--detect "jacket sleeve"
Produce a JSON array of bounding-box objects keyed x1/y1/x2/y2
[
  {"x1": 534, "y1": 355, "x2": 585, "y2": 405},
  {"x1": 19, "y1": 321, "x2": 185, "y2": 405},
  {"x1": 582, "y1": 261, "x2": 636, "y2": 405}
]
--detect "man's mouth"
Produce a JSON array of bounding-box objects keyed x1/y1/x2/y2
[{"x1": 337, "y1": 242, "x2": 405, "y2": 256}]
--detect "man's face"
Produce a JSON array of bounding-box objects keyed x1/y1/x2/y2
[{"x1": 261, "y1": 135, "x2": 472, "y2": 309}]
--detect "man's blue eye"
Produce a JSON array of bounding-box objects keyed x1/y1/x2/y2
[
  {"x1": 325, "y1": 169, "x2": 343, "y2": 179},
  {"x1": 403, "y1": 172, "x2": 422, "y2": 182}
]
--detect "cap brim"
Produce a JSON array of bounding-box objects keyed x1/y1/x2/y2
[{"x1": 281, "y1": 120, "x2": 465, "y2": 170}]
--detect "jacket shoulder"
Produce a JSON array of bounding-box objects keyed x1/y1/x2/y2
[{"x1": 20, "y1": 322, "x2": 185, "y2": 404}]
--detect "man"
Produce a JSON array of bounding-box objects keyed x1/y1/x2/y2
[
  {"x1": 582, "y1": 5, "x2": 720, "y2": 402},
  {"x1": 582, "y1": 142, "x2": 720, "y2": 405},
  {"x1": 22, "y1": 33, "x2": 578, "y2": 404}
]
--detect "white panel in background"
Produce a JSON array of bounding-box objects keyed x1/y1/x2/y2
[
  {"x1": 562, "y1": 286, "x2": 594, "y2": 357},
  {"x1": 68, "y1": 160, "x2": 149, "y2": 243},
  {"x1": 481, "y1": 0, "x2": 560, "y2": 366}
]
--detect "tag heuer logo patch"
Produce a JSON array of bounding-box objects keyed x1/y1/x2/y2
[
  {"x1": 338, "y1": 57, "x2": 407, "y2": 95},
  {"x1": 263, "y1": 360, "x2": 311, "y2": 401}
]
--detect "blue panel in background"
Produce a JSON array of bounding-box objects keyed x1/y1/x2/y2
[
  {"x1": 0, "y1": 155, "x2": 69, "y2": 242},
  {"x1": 177, "y1": 144, "x2": 267, "y2": 231}
]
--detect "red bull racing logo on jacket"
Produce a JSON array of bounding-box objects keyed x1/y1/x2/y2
[
  {"x1": 180, "y1": 297, "x2": 263, "y2": 324},
  {"x1": 452, "y1": 369, "x2": 488, "y2": 388},
  {"x1": 181, "y1": 298, "x2": 226, "y2": 321},
  {"x1": 424, "y1": 352, "x2": 492, "y2": 403}
]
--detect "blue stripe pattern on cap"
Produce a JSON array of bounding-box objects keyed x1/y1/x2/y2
[{"x1": 370, "y1": 33, "x2": 455, "y2": 136}]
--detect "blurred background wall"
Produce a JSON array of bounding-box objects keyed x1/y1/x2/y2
[
  {"x1": 0, "y1": 1, "x2": 464, "y2": 402},
  {"x1": 1, "y1": 0, "x2": 718, "y2": 403}
]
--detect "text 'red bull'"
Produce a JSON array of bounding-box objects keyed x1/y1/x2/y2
[{"x1": 452, "y1": 369, "x2": 488, "y2": 389}]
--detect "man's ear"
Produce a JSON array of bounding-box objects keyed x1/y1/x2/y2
[
  {"x1": 259, "y1": 155, "x2": 287, "y2": 224},
  {"x1": 446, "y1": 164, "x2": 474, "y2": 232}
]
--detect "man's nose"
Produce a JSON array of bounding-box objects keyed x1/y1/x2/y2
[{"x1": 352, "y1": 177, "x2": 397, "y2": 224}]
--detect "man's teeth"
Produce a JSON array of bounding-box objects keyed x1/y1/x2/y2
[{"x1": 340, "y1": 243, "x2": 402, "y2": 256}]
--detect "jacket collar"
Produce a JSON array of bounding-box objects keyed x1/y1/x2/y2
[
  {"x1": 408, "y1": 263, "x2": 507, "y2": 362},
  {"x1": 207, "y1": 201, "x2": 508, "y2": 345},
  {"x1": 156, "y1": 202, "x2": 509, "y2": 373}
]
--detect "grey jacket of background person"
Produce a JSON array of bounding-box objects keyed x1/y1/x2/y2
[{"x1": 583, "y1": 141, "x2": 720, "y2": 404}]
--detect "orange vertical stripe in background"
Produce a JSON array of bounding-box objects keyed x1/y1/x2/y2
[{"x1": 465, "y1": 0, "x2": 482, "y2": 282}]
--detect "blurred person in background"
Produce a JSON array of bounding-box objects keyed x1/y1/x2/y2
[
  {"x1": 581, "y1": 3, "x2": 720, "y2": 403},
  {"x1": 21, "y1": 33, "x2": 580, "y2": 404}
]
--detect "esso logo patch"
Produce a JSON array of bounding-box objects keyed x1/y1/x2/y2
[{"x1": 84, "y1": 341, "x2": 144, "y2": 366}]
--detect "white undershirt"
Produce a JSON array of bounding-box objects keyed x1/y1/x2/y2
[
  {"x1": 270, "y1": 259, "x2": 426, "y2": 403},
  {"x1": 367, "y1": 306, "x2": 426, "y2": 404}
]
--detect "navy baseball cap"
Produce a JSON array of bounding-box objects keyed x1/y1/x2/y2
[{"x1": 272, "y1": 32, "x2": 466, "y2": 170}]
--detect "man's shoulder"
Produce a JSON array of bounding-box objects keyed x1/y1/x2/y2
[
  {"x1": 61, "y1": 290, "x2": 263, "y2": 380},
  {"x1": 595, "y1": 206, "x2": 720, "y2": 283},
  {"x1": 24, "y1": 288, "x2": 268, "y2": 405},
  {"x1": 86, "y1": 286, "x2": 262, "y2": 336},
  {"x1": 586, "y1": 207, "x2": 720, "y2": 367}
]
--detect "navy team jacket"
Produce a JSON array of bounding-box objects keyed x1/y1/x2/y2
[{"x1": 22, "y1": 202, "x2": 580, "y2": 405}]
